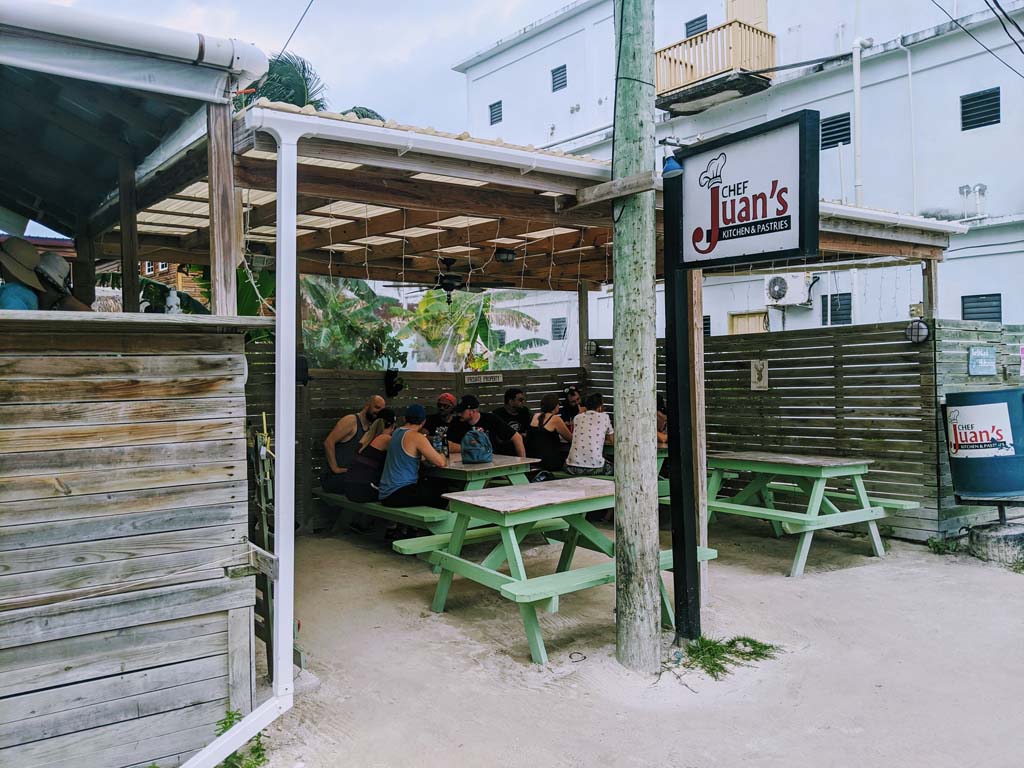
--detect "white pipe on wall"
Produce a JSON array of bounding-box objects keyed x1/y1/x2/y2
[
  {"x1": 851, "y1": 37, "x2": 872, "y2": 206},
  {"x1": 898, "y1": 41, "x2": 918, "y2": 215}
]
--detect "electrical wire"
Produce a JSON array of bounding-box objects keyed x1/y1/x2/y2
[
  {"x1": 280, "y1": 0, "x2": 317, "y2": 55},
  {"x1": 930, "y1": 0, "x2": 1024, "y2": 79},
  {"x1": 984, "y1": 0, "x2": 1024, "y2": 59},
  {"x1": 991, "y1": 0, "x2": 1024, "y2": 42}
]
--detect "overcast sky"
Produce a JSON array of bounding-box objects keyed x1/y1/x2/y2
[{"x1": 66, "y1": 0, "x2": 566, "y2": 129}]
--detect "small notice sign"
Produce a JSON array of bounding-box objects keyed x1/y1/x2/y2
[
  {"x1": 1019, "y1": 345, "x2": 1024, "y2": 377},
  {"x1": 751, "y1": 359, "x2": 769, "y2": 390},
  {"x1": 968, "y1": 346, "x2": 997, "y2": 377},
  {"x1": 465, "y1": 373, "x2": 503, "y2": 384}
]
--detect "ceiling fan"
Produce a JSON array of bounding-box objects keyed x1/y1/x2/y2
[{"x1": 386, "y1": 258, "x2": 485, "y2": 303}]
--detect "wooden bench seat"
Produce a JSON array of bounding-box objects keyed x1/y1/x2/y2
[
  {"x1": 707, "y1": 499, "x2": 887, "y2": 532},
  {"x1": 499, "y1": 547, "x2": 717, "y2": 603},
  {"x1": 764, "y1": 482, "x2": 921, "y2": 511},
  {"x1": 392, "y1": 519, "x2": 570, "y2": 556},
  {"x1": 313, "y1": 488, "x2": 455, "y2": 534}
]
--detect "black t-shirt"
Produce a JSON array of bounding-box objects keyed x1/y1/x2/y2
[
  {"x1": 491, "y1": 406, "x2": 532, "y2": 437},
  {"x1": 448, "y1": 412, "x2": 517, "y2": 452},
  {"x1": 424, "y1": 412, "x2": 455, "y2": 438}
]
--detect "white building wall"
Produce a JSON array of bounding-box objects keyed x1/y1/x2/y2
[{"x1": 456, "y1": 1, "x2": 1024, "y2": 336}]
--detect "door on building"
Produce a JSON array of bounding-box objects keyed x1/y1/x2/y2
[{"x1": 729, "y1": 311, "x2": 769, "y2": 335}]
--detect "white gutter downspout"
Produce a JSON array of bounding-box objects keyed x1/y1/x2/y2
[
  {"x1": 852, "y1": 37, "x2": 872, "y2": 206},
  {"x1": 898, "y1": 39, "x2": 918, "y2": 215},
  {"x1": 182, "y1": 111, "x2": 305, "y2": 768}
]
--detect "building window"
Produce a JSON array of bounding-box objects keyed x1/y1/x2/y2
[
  {"x1": 821, "y1": 293, "x2": 852, "y2": 325},
  {"x1": 820, "y1": 113, "x2": 851, "y2": 150},
  {"x1": 489, "y1": 101, "x2": 503, "y2": 125},
  {"x1": 961, "y1": 293, "x2": 1002, "y2": 322},
  {"x1": 551, "y1": 64, "x2": 568, "y2": 92},
  {"x1": 685, "y1": 14, "x2": 708, "y2": 37},
  {"x1": 703, "y1": 315, "x2": 711, "y2": 337},
  {"x1": 143, "y1": 261, "x2": 153, "y2": 275},
  {"x1": 491, "y1": 329, "x2": 507, "y2": 347},
  {"x1": 551, "y1": 317, "x2": 568, "y2": 340},
  {"x1": 961, "y1": 87, "x2": 1000, "y2": 131},
  {"x1": 158, "y1": 262, "x2": 169, "y2": 272}
]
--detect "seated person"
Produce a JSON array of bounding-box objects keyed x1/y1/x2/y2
[
  {"x1": 491, "y1": 387, "x2": 531, "y2": 455},
  {"x1": 0, "y1": 236, "x2": 45, "y2": 310},
  {"x1": 322, "y1": 395, "x2": 386, "y2": 493},
  {"x1": 525, "y1": 393, "x2": 573, "y2": 471},
  {"x1": 342, "y1": 408, "x2": 396, "y2": 502},
  {"x1": 424, "y1": 392, "x2": 457, "y2": 444},
  {"x1": 561, "y1": 386, "x2": 584, "y2": 429},
  {"x1": 447, "y1": 394, "x2": 525, "y2": 458},
  {"x1": 565, "y1": 393, "x2": 615, "y2": 476},
  {"x1": 378, "y1": 404, "x2": 449, "y2": 508},
  {"x1": 656, "y1": 395, "x2": 669, "y2": 444}
]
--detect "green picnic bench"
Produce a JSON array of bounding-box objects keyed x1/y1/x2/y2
[
  {"x1": 423, "y1": 477, "x2": 717, "y2": 664},
  {"x1": 314, "y1": 488, "x2": 456, "y2": 534}
]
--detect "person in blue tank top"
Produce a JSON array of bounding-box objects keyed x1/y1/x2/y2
[{"x1": 379, "y1": 403, "x2": 448, "y2": 509}]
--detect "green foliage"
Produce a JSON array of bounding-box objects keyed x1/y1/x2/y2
[
  {"x1": 94, "y1": 273, "x2": 209, "y2": 314},
  {"x1": 926, "y1": 537, "x2": 960, "y2": 555},
  {"x1": 236, "y1": 52, "x2": 328, "y2": 110},
  {"x1": 302, "y1": 276, "x2": 408, "y2": 370},
  {"x1": 1008, "y1": 555, "x2": 1024, "y2": 574},
  {"x1": 343, "y1": 106, "x2": 386, "y2": 121},
  {"x1": 400, "y1": 289, "x2": 547, "y2": 371},
  {"x1": 670, "y1": 635, "x2": 780, "y2": 681},
  {"x1": 215, "y1": 709, "x2": 268, "y2": 768}
]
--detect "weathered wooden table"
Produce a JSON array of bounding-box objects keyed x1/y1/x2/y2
[
  {"x1": 427, "y1": 478, "x2": 716, "y2": 664},
  {"x1": 707, "y1": 451, "x2": 895, "y2": 577},
  {"x1": 429, "y1": 454, "x2": 540, "y2": 491}
]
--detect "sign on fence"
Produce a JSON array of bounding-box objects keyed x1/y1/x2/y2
[
  {"x1": 465, "y1": 373, "x2": 503, "y2": 384},
  {"x1": 968, "y1": 345, "x2": 998, "y2": 376},
  {"x1": 676, "y1": 110, "x2": 819, "y2": 268}
]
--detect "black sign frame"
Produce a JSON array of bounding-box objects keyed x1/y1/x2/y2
[{"x1": 673, "y1": 109, "x2": 820, "y2": 269}]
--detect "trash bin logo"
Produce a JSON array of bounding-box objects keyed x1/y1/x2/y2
[{"x1": 947, "y1": 403, "x2": 1015, "y2": 458}]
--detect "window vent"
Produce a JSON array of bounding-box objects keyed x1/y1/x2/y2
[
  {"x1": 961, "y1": 293, "x2": 1002, "y2": 322},
  {"x1": 489, "y1": 100, "x2": 503, "y2": 125},
  {"x1": 820, "y1": 113, "x2": 851, "y2": 150},
  {"x1": 703, "y1": 315, "x2": 711, "y2": 337},
  {"x1": 686, "y1": 14, "x2": 708, "y2": 37},
  {"x1": 551, "y1": 317, "x2": 568, "y2": 340},
  {"x1": 821, "y1": 293, "x2": 852, "y2": 325},
  {"x1": 961, "y1": 88, "x2": 1000, "y2": 131},
  {"x1": 551, "y1": 64, "x2": 567, "y2": 92}
]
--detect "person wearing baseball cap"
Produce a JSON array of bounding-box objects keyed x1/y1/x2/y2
[
  {"x1": 378, "y1": 402, "x2": 449, "y2": 510},
  {"x1": 447, "y1": 394, "x2": 525, "y2": 458},
  {"x1": 0, "y1": 236, "x2": 44, "y2": 310},
  {"x1": 424, "y1": 392, "x2": 457, "y2": 440}
]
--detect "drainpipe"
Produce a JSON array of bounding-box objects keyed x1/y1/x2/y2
[
  {"x1": 852, "y1": 37, "x2": 872, "y2": 206},
  {"x1": 897, "y1": 40, "x2": 918, "y2": 214}
]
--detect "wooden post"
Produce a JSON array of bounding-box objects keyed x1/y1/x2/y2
[
  {"x1": 611, "y1": 0, "x2": 660, "y2": 675},
  {"x1": 208, "y1": 103, "x2": 238, "y2": 315},
  {"x1": 577, "y1": 280, "x2": 590, "y2": 366},
  {"x1": 663, "y1": 171, "x2": 702, "y2": 640},
  {"x1": 118, "y1": 158, "x2": 140, "y2": 313},
  {"x1": 72, "y1": 228, "x2": 97, "y2": 307},
  {"x1": 922, "y1": 259, "x2": 938, "y2": 319}
]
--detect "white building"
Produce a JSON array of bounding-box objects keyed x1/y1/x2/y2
[{"x1": 454, "y1": 0, "x2": 1024, "y2": 338}]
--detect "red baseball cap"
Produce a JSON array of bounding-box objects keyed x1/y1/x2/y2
[{"x1": 437, "y1": 392, "x2": 457, "y2": 407}]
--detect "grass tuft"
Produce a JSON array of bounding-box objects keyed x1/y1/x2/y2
[
  {"x1": 670, "y1": 635, "x2": 781, "y2": 681},
  {"x1": 1009, "y1": 555, "x2": 1024, "y2": 574},
  {"x1": 926, "y1": 537, "x2": 959, "y2": 555}
]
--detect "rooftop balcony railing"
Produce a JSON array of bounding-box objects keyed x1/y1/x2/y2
[{"x1": 655, "y1": 19, "x2": 776, "y2": 97}]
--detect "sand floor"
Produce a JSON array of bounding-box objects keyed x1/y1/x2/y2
[{"x1": 261, "y1": 517, "x2": 1024, "y2": 768}]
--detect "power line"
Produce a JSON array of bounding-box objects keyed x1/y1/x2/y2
[
  {"x1": 991, "y1": 0, "x2": 1024, "y2": 41},
  {"x1": 280, "y1": 0, "x2": 316, "y2": 54},
  {"x1": 984, "y1": 0, "x2": 1024, "y2": 59},
  {"x1": 929, "y1": 0, "x2": 1024, "y2": 79}
]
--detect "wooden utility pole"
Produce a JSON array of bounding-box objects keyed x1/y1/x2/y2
[
  {"x1": 611, "y1": 0, "x2": 660, "y2": 675},
  {"x1": 207, "y1": 103, "x2": 239, "y2": 315},
  {"x1": 118, "y1": 159, "x2": 140, "y2": 313}
]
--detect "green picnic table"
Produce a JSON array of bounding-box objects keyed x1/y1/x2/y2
[
  {"x1": 428, "y1": 454, "x2": 539, "y2": 490},
  {"x1": 427, "y1": 477, "x2": 717, "y2": 664},
  {"x1": 707, "y1": 451, "x2": 917, "y2": 577}
]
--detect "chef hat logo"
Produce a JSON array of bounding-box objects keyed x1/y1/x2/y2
[{"x1": 699, "y1": 153, "x2": 727, "y2": 188}]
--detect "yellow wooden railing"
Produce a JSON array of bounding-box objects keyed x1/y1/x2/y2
[{"x1": 655, "y1": 19, "x2": 776, "y2": 96}]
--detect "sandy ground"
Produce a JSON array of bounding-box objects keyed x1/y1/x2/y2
[{"x1": 260, "y1": 517, "x2": 1024, "y2": 768}]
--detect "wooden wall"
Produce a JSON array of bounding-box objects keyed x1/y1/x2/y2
[
  {"x1": 588, "y1": 321, "x2": 974, "y2": 542},
  {"x1": 0, "y1": 322, "x2": 256, "y2": 768}
]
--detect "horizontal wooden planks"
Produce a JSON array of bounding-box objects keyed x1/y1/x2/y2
[
  {"x1": 0, "y1": 332, "x2": 244, "y2": 356},
  {"x1": 0, "y1": 419, "x2": 244, "y2": 455},
  {"x1": 0, "y1": 354, "x2": 245, "y2": 380},
  {"x1": 0, "y1": 375, "x2": 245, "y2": 404},
  {"x1": 0, "y1": 397, "x2": 246, "y2": 430}
]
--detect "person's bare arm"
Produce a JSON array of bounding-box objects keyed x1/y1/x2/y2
[
  {"x1": 416, "y1": 433, "x2": 448, "y2": 468},
  {"x1": 511, "y1": 432, "x2": 526, "y2": 459},
  {"x1": 447, "y1": 440, "x2": 461, "y2": 454},
  {"x1": 551, "y1": 415, "x2": 573, "y2": 443},
  {"x1": 323, "y1": 414, "x2": 356, "y2": 473}
]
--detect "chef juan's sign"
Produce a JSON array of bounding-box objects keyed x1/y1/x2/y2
[
  {"x1": 947, "y1": 403, "x2": 1015, "y2": 458},
  {"x1": 674, "y1": 111, "x2": 819, "y2": 268}
]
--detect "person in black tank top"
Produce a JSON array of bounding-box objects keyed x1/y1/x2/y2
[
  {"x1": 525, "y1": 393, "x2": 573, "y2": 471},
  {"x1": 343, "y1": 409, "x2": 396, "y2": 502}
]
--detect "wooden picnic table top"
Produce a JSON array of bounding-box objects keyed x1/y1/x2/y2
[
  {"x1": 442, "y1": 477, "x2": 615, "y2": 514},
  {"x1": 432, "y1": 455, "x2": 540, "y2": 475},
  {"x1": 708, "y1": 451, "x2": 874, "y2": 469}
]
